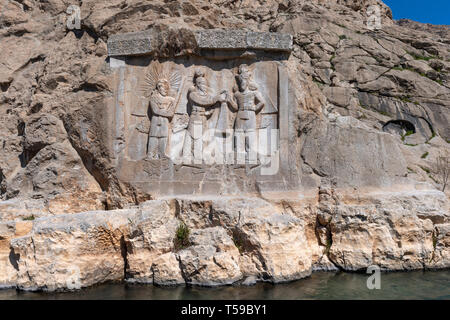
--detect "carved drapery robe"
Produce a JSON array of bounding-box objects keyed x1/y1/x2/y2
[
  {"x1": 187, "y1": 88, "x2": 219, "y2": 138},
  {"x1": 233, "y1": 90, "x2": 265, "y2": 132},
  {"x1": 149, "y1": 92, "x2": 175, "y2": 138}
]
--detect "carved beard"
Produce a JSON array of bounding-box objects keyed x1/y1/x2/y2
[
  {"x1": 196, "y1": 83, "x2": 214, "y2": 96},
  {"x1": 151, "y1": 91, "x2": 174, "y2": 110}
]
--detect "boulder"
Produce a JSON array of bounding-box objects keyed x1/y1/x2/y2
[
  {"x1": 124, "y1": 200, "x2": 179, "y2": 283},
  {"x1": 151, "y1": 252, "x2": 185, "y2": 286},
  {"x1": 178, "y1": 227, "x2": 243, "y2": 286},
  {"x1": 10, "y1": 209, "x2": 137, "y2": 291}
]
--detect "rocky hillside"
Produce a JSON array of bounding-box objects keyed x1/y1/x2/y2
[{"x1": 0, "y1": 0, "x2": 449, "y2": 291}]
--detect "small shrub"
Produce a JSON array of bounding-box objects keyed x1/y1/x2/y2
[
  {"x1": 434, "y1": 154, "x2": 449, "y2": 192},
  {"x1": 400, "y1": 96, "x2": 413, "y2": 103},
  {"x1": 375, "y1": 109, "x2": 389, "y2": 116},
  {"x1": 428, "y1": 174, "x2": 439, "y2": 184},
  {"x1": 232, "y1": 232, "x2": 244, "y2": 254},
  {"x1": 420, "y1": 166, "x2": 431, "y2": 174},
  {"x1": 323, "y1": 237, "x2": 332, "y2": 255},
  {"x1": 433, "y1": 232, "x2": 438, "y2": 249},
  {"x1": 426, "y1": 132, "x2": 437, "y2": 144},
  {"x1": 430, "y1": 231, "x2": 438, "y2": 263},
  {"x1": 401, "y1": 130, "x2": 414, "y2": 142},
  {"x1": 407, "y1": 51, "x2": 437, "y2": 61},
  {"x1": 174, "y1": 223, "x2": 190, "y2": 250},
  {"x1": 313, "y1": 80, "x2": 324, "y2": 89},
  {"x1": 421, "y1": 152, "x2": 429, "y2": 159},
  {"x1": 22, "y1": 215, "x2": 35, "y2": 221}
]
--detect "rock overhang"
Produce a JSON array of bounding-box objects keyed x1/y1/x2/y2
[{"x1": 107, "y1": 29, "x2": 293, "y2": 57}]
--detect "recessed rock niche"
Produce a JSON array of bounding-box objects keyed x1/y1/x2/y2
[{"x1": 107, "y1": 29, "x2": 298, "y2": 196}]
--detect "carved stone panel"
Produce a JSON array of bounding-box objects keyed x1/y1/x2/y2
[{"x1": 108, "y1": 30, "x2": 296, "y2": 197}]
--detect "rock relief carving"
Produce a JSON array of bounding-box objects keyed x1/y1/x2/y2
[
  {"x1": 136, "y1": 63, "x2": 279, "y2": 165},
  {"x1": 141, "y1": 61, "x2": 183, "y2": 159}
]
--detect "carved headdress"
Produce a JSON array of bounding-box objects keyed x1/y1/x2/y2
[
  {"x1": 234, "y1": 64, "x2": 258, "y2": 91},
  {"x1": 141, "y1": 61, "x2": 182, "y2": 98}
]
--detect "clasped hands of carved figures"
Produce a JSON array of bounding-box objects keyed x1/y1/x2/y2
[
  {"x1": 217, "y1": 90, "x2": 240, "y2": 108},
  {"x1": 216, "y1": 90, "x2": 228, "y2": 103}
]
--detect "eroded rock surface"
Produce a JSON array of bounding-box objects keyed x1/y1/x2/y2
[
  {"x1": 10, "y1": 209, "x2": 135, "y2": 291},
  {"x1": 0, "y1": 191, "x2": 447, "y2": 291},
  {"x1": 0, "y1": 0, "x2": 449, "y2": 291}
]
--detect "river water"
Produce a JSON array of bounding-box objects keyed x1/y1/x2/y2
[{"x1": 1, "y1": 271, "x2": 449, "y2": 300}]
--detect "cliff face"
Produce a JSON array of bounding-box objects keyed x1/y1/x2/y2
[{"x1": 0, "y1": 0, "x2": 449, "y2": 291}]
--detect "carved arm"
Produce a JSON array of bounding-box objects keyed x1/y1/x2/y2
[
  {"x1": 227, "y1": 93, "x2": 238, "y2": 112},
  {"x1": 150, "y1": 99, "x2": 176, "y2": 118},
  {"x1": 189, "y1": 91, "x2": 219, "y2": 108},
  {"x1": 254, "y1": 91, "x2": 265, "y2": 113}
]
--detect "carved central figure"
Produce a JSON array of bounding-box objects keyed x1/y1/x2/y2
[
  {"x1": 143, "y1": 62, "x2": 182, "y2": 160},
  {"x1": 147, "y1": 79, "x2": 176, "y2": 159},
  {"x1": 182, "y1": 69, "x2": 227, "y2": 163},
  {"x1": 139, "y1": 62, "x2": 276, "y2": 166},
  {"x1": 229, "y1": 64, "x2": 265, "y2": 162}
]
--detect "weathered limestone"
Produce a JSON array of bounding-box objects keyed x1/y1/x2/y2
[
  {"x1": 107, "y1": 31, "x2": 153, "y2": 57},
  {"x1": 0, "y1": 0, "x2": 449, "y2": 293},
  {"x1": 10, "y1": 209, "x2": 137, "y2": 291},
  {"x1": 124, "y1": 200, "x2": 179, "y2": 283},
  {"x1": 0, "y1": 199, "x2": 48, "y2": 222},
  {"x1": 432, "y1": 223, "x2": 450, "y2": 269},
  {"x1": 107, "y1": 29, "x2": 293, "y2": 57},
  {"x1": 151, "y1": 252, "x2": 185, "y2": 286},
  {"x1": 1, "y1": 189, "x2": 447, "y2": 291},
  {"x1": 327, "y1": 190, "x2": 449, "y2": 271},
  {"x1": 178, "y1": 227, "x2": 243, "y2": 286},
  {"x1": 301, "y1": 114, "x2": 409, "y2": 188},
  {"x1": 0, "y1": 221, "x2": 32, "y2": 288},
  {"x1": 180, "y1": 198, "x2": 314, "y2": 282},
  {"x1": 195, "y1": 30, "x2": 293, "y2": 51}
]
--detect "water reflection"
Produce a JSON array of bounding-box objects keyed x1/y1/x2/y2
[{"x1": 1, "y1": 271, "x2": 449, "y2": 300}]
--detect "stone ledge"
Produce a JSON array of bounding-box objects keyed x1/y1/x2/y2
[
  {"x1": 107, "y1": 31, "x2": 153, "y2": 57},
  {"x1": 107, "y1": 29, "x2": 293, "y2": 57},
  {"x1": 195, "y1": 30, "x2": 293, "y2": 51}
]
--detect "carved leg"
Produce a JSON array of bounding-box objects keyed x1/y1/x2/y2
[
  {"x1": 182, "y1": 133, "x2": 193, "y2": 164},
  {"x1": 147, "y1": 136, "x2": 159, "y2": 159},
  {"x1": 193, "y1": 121, "x2": 203, "y2": 164},
  {"x1": 224, "y1": 129, "x2": 234, "y2": 165},
  {"x1": 159, "y1": 137, "x2": 168, "y2": 158},
  {"x1": 247, "y1": 129, "x2": 257, "y2": 164},
  {"x1": 193, "y1": 137, "x2": 203, "y2": 164},
  {"x1": 258, "y1": 128, "x2": 269, "y2": 166},
  {"x1": 213, "y1": 131, "x2": 226, "y2": 165},
  {"x1": 235, "y1": 130, "x2": 245, "y2": 165}
]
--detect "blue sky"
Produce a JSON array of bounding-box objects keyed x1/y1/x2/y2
[{"x1": 383, "y1": 0, "x2": 450, "y2": 25}]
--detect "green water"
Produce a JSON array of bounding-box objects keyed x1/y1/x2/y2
[{"x1": 1, "y1": 271, "x2": 449, "y2": 300}]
